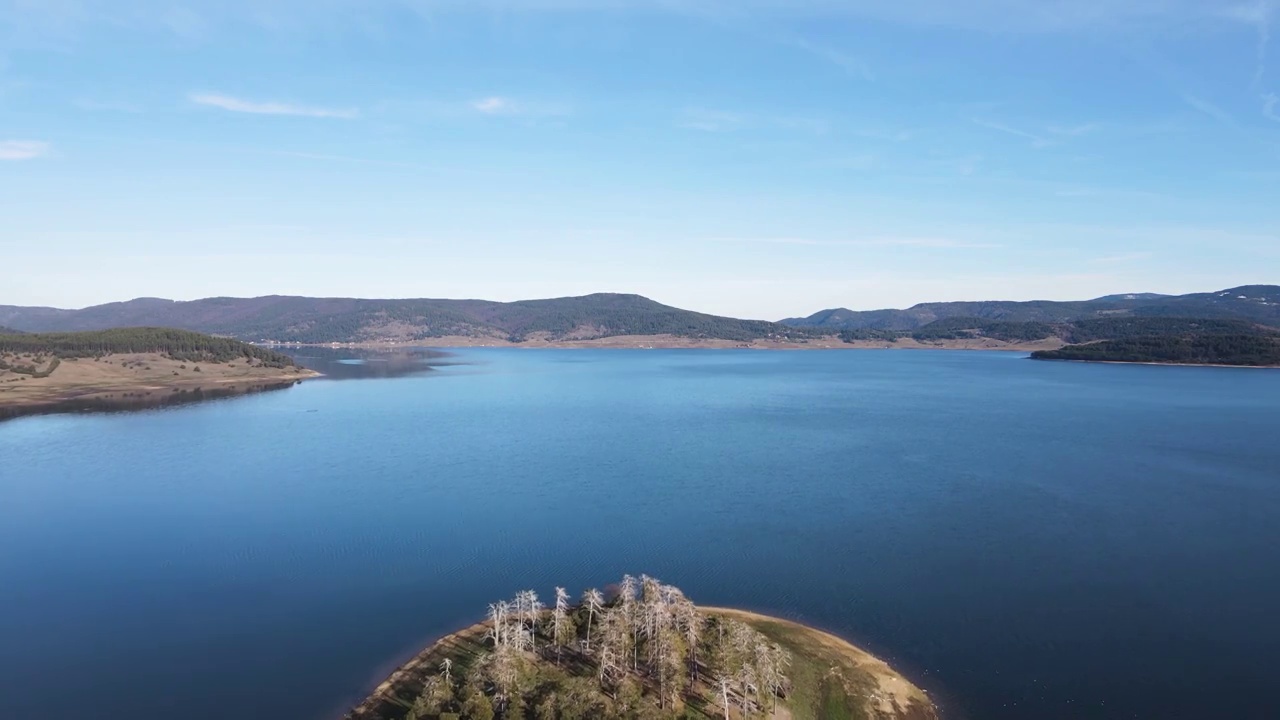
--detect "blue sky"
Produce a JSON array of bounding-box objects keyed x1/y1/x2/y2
[{"x1": 2, "y1": 0, "x2": 1278, "y2": 319}]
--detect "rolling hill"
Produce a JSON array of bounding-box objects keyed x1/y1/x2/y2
[
  {"x1": 0, "y1": 294, "x2": 808, "y2": 345},
  {"x1": 3, "y1": 286, "x2": 1277, "y2": 352},
  {"x1": 783, "y1": 285, "x2": 1280, "y2": 331}
]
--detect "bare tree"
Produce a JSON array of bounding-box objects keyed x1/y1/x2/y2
[
  {"x1": 582, "y1": 588, "x2": 604, "y2": 651},
  {"x1": 619, "y1": 575, "x2": 639, "y2": 670},
  {"x1": 514, "y1": 590, "x2": 542, "y2": 651},
  {"x1": 486, "y1": 601, "x2": 511, "y2": 649},
  {"x1": 552, "y1": 587, "x2": 570, "y2": 663},
  {"x1": 675, "y1": 597, "x2": 704, "y2": 683},
  {"x1": 719, "y1": 677, "x2": 733, "y2": 720},
  {"x1": 597, "y1": 606, "x2": 631, "y2": 695}
]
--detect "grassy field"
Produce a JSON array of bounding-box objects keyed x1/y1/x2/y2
[{"x1": 706, "y1": 609, "x2": 935, "y2": 720}]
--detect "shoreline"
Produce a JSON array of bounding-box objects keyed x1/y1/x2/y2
[
  {"x1": 281, "y1": 339, "x2": 1275, "y2": 368},
  {"x1": 700, "y1": 606, "x2": 935, "y2": 716},
  {"x1": 265, "y1": 334, "x2": 1064, "y2": 353},
  {"x1": 0, "y1": 354, "x2": 321, "y2": 421},
  {"x1": 1031, "y1": 357, "x2": 1280, "y2": 369}
]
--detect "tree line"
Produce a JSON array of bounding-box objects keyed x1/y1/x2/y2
[
  {"x1": 882, "y1": 315, "x2": 1278, "y2": 347},
  {"x1": 0, "y1": 328, "x2": 297, "y2": 367},
  {"x1": 1032, "y1": 334, "x2": 1280, "y2": 366}
]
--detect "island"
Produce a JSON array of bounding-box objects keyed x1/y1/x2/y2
[
  {"x1": 344, "y1": 574, "x2": 938, "y2": 720},
  {"x1": 0, "y1": 327, "x2": 319, "y2": 419}
]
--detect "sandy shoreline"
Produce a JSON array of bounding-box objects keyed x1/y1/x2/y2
[{"x1": 267, "y1": 334, "x2": 1065, "y2": 353}]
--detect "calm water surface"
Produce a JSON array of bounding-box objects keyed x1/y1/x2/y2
[{"x1": 2, "y1": 350, "x2": 1278, "y2": 719}]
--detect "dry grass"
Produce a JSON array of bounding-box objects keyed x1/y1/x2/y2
[
  {"x1": 704, "y1": 608, "x2": 936, "y2": 720},
  {"x1": 0, "y1": 351, "x2": 318, "y2": 413}
]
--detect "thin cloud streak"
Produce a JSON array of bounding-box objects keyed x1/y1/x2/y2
[
  {"x1": 1048, "y1": 123, "x2": 1101, "y2": 136},
  {"x1": 189, "y1": 92, "x2": 359, "y2": 119},
  {"x1": 1092, "y1": 252, "x2": 1155, "y2": 264},
  {"x1": 973, "y1": 118, "x2": 1052, "y2": 147},
  {"x1": 266, "y1": 150, "x2": 434, "y2": 170},
  {"x1": 1181, "y1": 94, "x2": 1234, "y2": 125},
  {"x1": 1223, "y1": 0, "x2": 1273, "y2": 87},
  {"x1": 473, "y1": 96, "x2": 510, "y2": 114},
  {"x1": 470, "y1": 96, "x2": 571, "y2": 117},
  {"x1": 678, "y1": 109, "x2": 744, "y2": 132},
  {"x1": 708, "y1": 236, "x2": 1000, "y2": 249},
  {"x1": 4, "y1": 0, "x2": 1270, "y2": 46},
  {"x1": 0, "y1": 140, "x2": 49, "y2": 160},
  {"x1": 1264, "y1": 92, "x2": 1280, "y2": 121},
  {"x1": 781, "y1": 34, "x2": 874, "y2": 80}
]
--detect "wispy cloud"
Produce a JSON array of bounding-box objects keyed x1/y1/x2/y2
[
  {"x1": 676, "y1": 108, "x2": 832, "y2": 134},
  {"x1": 188, "y1": 92, "x2": 358, "y2": 119},
  {"x1": 470, "y1": 96, "x2": 571, "y2": 117},
  {"x1": 266, "y1": 150, "x2": 433, "y2": 170},
  {"x1": 3, "y1": 0, "x2": 1265, "y2": 45},
  {"x1": 1264, "y1": 92, "x2": 1280, "y2": 121},
  {"x1": 1092, "y1": 252, "x2": 1155, "y2": 264},
  {"x1": 708, "y1": 236, "x2": 999, "y2": 249},
  {"x1": 973, "y1": 119, "x2": 1052, "y2": 147},
  {"x1": 73, "y1": 98, "x2": 143, "y2": 113},
  {"x1": 1048, "y1": 122, "x2": 1101, "y2": 137},
  {"x1": 679, "y1": 109, "x2": 745, "y2": 132},
  {"x1": 473, "y1": 96, "x2": 511, "y2": 114},
  {"x1": 0, "y1": 140, "x2": 49, "y2": 160},
  {"x1": 780, "y1": 35, "x2": 874, "y2": 80},
  {"x1": 1181, "y1": 94, "x2": 1234, "y2": 125},
  {"x1": 813, "y1": 153, "x2": 878, "y2": 170},
  {"x1": 1224, "y1": 1, "x2": 1274, "y2": 87},
  {"x1": 1053, "y1": 186, "x2": 1164, "y2": 200},
  {"x1": 849, "y1": 126, "x2": 914, "y2": 142}
]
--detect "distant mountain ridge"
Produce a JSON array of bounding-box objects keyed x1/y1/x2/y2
[
  {"x1": 2, "y1": 286, "x2": 1276, "y2": 346},
  {"x1": 782, "y1": 285, "x2": 1280, "y2": 331},
  {"x1": 0, "y1": 293, "x2": 804, "y2": 344}
]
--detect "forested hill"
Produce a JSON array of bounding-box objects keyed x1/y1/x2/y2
[
  {"x1": 0, "y1": 326, "x2": 21, "y2": 335},
  {"x1": 1032, "y1": 335, "x2": 1280, "y2": 366},
  {"x1": 0, "y1": 328, "x2": 298, "y2": 366},
  {"x1": 0, "y1": 294, "x2": 807, "y2": 344},
  {"x1": 784, "y1": 285, "x2": 1280, "y2": 331},
  {"x1": 5, "y1": 286, "x2": 1277, "y2": 346}
]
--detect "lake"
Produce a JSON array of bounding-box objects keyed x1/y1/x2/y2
[{"x1": 2, "y1": 349, "x2": 1278, "y2": 719}]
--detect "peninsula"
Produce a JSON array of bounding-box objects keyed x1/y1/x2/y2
[
  {"x1": 345, "y1": 574, "x2": 938, "y2": 720},
  {"x1": 0, "y1": 328, "x2": 318, "y2": 419}
]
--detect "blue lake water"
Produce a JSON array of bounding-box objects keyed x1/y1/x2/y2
[{"x1": 2, "y1": 349, "x2": 1278, "y2": 719}]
